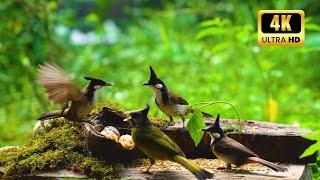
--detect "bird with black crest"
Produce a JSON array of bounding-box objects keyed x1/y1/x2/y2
[
  {"x1": 143, "y1": 66, "x2": 211, "y2": 130},
  {"x1": 124, "y1": 105, "x2": 214, "y2": 180},
  {"x1": 202, "y1": 114, "x2": 287, "y2": 172},
  {"x1": 37, "y1": 63, "x2": 112, "y2": 122}
]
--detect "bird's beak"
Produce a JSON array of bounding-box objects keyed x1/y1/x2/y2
[
  {"x1": 123, "y1": 117, "x2": 131, "y2": 122},
  {"x1": 123, "y1": 112, "x2": 132, "y2": 122},
  {"x1": 105, "y1": 82, "x2": 113, "y2": 86},
  {"x1": 201, "y1": 128, "x2": 208, "y2": 132},
  {"x1": 143, "y1": 82, "x2": 151, "y2": 86},
  {"x1": 201, "y1": 126, "x2": 212, "y2": 132}
]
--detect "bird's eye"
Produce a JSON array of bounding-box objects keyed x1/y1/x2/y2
[{"x1": 154, "y1": 84, "x2": 163, "y2": 89}]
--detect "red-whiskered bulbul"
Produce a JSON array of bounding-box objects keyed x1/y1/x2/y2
[
  {"x1": 143, "y1": 66, "x2": 210, "y2": 129},
  {"x1": 202, "y1": 114, "x2": 287, "y2": 172},
  {"x1": 123, "y1": 105, "x2": 213, "y2": 179},
  {"x1": 37, "y1": 63, "x2": 112, "y2": 122}
]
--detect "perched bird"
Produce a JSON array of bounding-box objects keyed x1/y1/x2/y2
[
  {"x1": 143, "y1": 66, "x2": 210, "y2": 130},
  {"x1": 37, "y1": 63, "x2": 112, "y2": 122},
  {"x1": 202, "y1": 114, "x2": 287, "y2": 172},
  {"x1": 124, "y1": 105, "x2": 213, "y2": 180}
]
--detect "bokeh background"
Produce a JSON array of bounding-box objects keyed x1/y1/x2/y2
[{"x1": 0, "y1": 0, "x2": 319, "y2": 175}]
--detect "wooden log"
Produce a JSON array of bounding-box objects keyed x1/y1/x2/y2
[
  {"x1": 163, "y1": 119, "x2": 317, "y2": 164},
  {"x1": 0, "y1": 160, "x2": 312, "y2": 180},
  {"x1": 118, "y1": 162, "x2": 311, "y2": 180},
  {"x1": 88, "y1": 107, "x2": 317, "y2": 164},
  {"x1": 0, "y1": 107, "x2": 316, "y2": 179}
]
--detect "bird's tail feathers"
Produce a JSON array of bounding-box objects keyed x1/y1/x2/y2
[
  {"x1": 247, "y1": 157, "x2": 287, "y2": 172},
  {"x1": 173, "y1": 155, "x2": 213, "y2": 180},
  {"x1": 37, "y1": 110, "x2": 64, "y2": 121}
]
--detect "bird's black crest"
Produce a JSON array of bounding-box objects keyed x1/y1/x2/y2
[
  {"x1": 84, "y1": 76, "x2": 107, "y2": 86},
  {"x1": 128, "y1": 105, "x2": 151, "y2": 127},
  {"x1": 130, "y1": 104, "x2": 150, "y2": 118},
  {"x1": 84, "y1": 76, "x2": 97, "y2": 81},
  {"x1": 202, "y1": 114, "x2": 224, "y2": 135},
  {"x1": 149, "y1": 66, "x2": 158, "y2": 80},
  {"x1": 143, "y1": 66, "x2": 164, "y2": 86},
  {"x1": 214, "y1": 113, "x2": 220, "y2": 128},
  {"x1": 142, "y1": 104, "x2": 150, "y2": 115}
]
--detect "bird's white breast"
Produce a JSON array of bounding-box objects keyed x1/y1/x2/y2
[{"x1": 154, "y1": 90, "x2": 188, "y2": 116}]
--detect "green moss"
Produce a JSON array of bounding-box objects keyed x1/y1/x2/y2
[
  {"x1": 0, "y1": 118, "x2": 119, "y2": 178},
  {"x1": 0, "y1": 105, "x2": 166, "y2": 178},
  {"x1": 96, "y1": 100, "x2": 129, "y2": 113}
]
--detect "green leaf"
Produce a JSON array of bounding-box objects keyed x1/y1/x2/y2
[
  {"x1": 299, "y1": 131, "x2": 320, "y2": 158},
  {"x1": 300, "y1": 143, "x2": 319, "y2": 158},
  {"x1": 187, "y1": 108, "x2": 205, "y2": 146}
]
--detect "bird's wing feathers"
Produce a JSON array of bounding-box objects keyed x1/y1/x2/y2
[
  {"x1": 135, "y1": 126, "x2": 185, "y2": 157},
  {"x1": 216, "y1": 137, "x2": 258, "y2": 157},
  {"x1": 37, "y1": 63, "x2": 82, "y2": 104},
  {"x1": 169, "y1": 92, "x2": 189, "y2": 105}
]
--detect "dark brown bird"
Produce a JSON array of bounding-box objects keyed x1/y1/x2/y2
[
  {"x1": 143, "y1": 66, "x2": 211, "y2": 130},
  {"x1": 202, "y1": 114, "x2": 287, "y2": 172},
  {"x1": 37, "y1": 63, "x2": 112, "y2": 122}
]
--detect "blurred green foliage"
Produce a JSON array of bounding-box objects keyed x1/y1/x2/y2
[{"x1": 0, "y1": 0, "x2": 319, "y2": 176}]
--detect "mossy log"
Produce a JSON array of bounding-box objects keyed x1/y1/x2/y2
[{"x1": 0, "y1": 106, "x2": 317, "y2": 179}]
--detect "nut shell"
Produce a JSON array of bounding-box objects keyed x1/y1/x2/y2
[
  {"x1": 100, "y1": 126, "x2": 120, "y2": 142},
  {"x1": 84, "y1": 123, "x2": 143, "y2": 161},
  {"x1": 119, "y1": 135, "x2": 135, "y2": 150}
]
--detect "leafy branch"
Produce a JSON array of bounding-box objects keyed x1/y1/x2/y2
[{"x1": 187, "y1": 101, "x2": 241, "y2": 146}]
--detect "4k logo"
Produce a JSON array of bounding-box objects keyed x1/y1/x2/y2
[
  {"x1": 270, "y1": 15, "x2": 291, "y2": 31},
  {"x1": 258, "y1": 10, "x2": 305, "y2": 46}
]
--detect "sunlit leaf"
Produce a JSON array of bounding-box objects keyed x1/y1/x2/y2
[{"x1": 187, "y1": 108, "x2": 205, "y2": 146}]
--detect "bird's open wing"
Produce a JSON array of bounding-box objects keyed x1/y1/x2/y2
[
  {"x1": 215, "y1": 137, "x2": 258, "y2": 157},
  {"x1": 37, "y1": 63, "x2": 82, "y2": 104},
  {"x1": 169, "y1": 92, "x2": 189, "y2": 105},
  {"x1": 134, "y1": 126, "x2": 185, "y2": 157}
]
